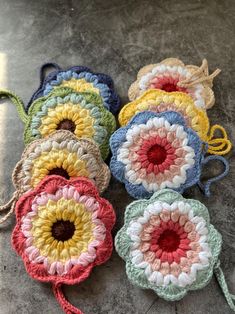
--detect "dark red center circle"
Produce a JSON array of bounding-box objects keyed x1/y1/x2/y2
[
  {"x1": 57, "y1": 119, "x2": 76, "y2": 133},
  {"x1": 161, "y1": 83, "x2": 179, "y2": 92},
  {"x1": 157, "y1": 229, "x2": 180, "y2": 252},
  {"x1": 51, "y1": 220, "x2": 75, "y2": 241},
  {"x1": 48, "y1": 167, "x2": 70, "y2": 179},
  {"x1": 147, "y1": 144, "x2": 167, "y2": 165}
]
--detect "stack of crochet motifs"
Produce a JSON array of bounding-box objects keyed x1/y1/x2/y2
[
  {"x1": 110, "y1": 58, "x2": 231, "y2": 199},
  {"x1": 0, "y1": 63, "x2": 119, "y2": 314},
  {"x1": 0, "y1": 59, "x2": 234, "y2": 313},
  {"x1": 110, "y1": 58, "x2": 235, "y2": 312}
]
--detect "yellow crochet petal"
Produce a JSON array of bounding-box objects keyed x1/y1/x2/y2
[
  {"x1": 30, "y1": 197, "x2": 94, "y2": 263},
  {"x1": 29, "y1": 149, "x2": 88, "y2": 187},
  {"x1": 39, "y1": 102, "x2": 95, "y2": 138},
  {"x1": 118, "y1": 89, "x2": 211, "y2": 145},
  {"x1": 61, "y1": 78, "x2": 100, "y2": 94}
]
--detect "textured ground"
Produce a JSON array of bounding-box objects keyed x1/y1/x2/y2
[{"x1": 0, "y1": 0, "x2": 234, "y2": 313}]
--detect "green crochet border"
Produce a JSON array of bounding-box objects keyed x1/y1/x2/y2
[
  {"x1": 24, "y1": 87, "x2": 116, "y2": 159},
  {"x1": 115, "y1": 189, "x2": 222, "y2": 301}
]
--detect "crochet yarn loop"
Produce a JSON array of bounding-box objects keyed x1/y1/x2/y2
[
  {"x1": 178, "y1": 59, "x2": 221, "y2": 88},
  {"x1": 53, "y1": 283, "x2": 83, "y2": 314},
  {"x1": 28, "y1": 62, "x2": 62, "y2": 106},
  {"x1": 39, "y1": 62, "x2": 62, "y2": 83},
  {"x1": 198, "y1": 155, "x2": 229, "y2": 196},
  {"x1": 207, "y1": 124, "x2": 232, "y2": 155},
  {"x1": 0, "y1": 89, "x2": 28, "y2": 123},
  {"x1": 0, "y1": 191, "x2": 18, "y2": 224},
  {"x1": 214, "y1": 260, "x2": 235, "y2": 312},
  {"x1": 0, "y1": 89, "x2": 25, "y2": 223}
]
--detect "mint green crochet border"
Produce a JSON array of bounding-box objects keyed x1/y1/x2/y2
[{"x1": 115, "y1": 189, "x2": 222, "y2": 302}]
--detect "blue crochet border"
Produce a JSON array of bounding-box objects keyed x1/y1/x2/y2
[
  {"x1": 110, "y1": 111, "x2": 203, "y2": 199},
  {"x1": 26, "y1": 63, "x2": 120, "y2": 114}
]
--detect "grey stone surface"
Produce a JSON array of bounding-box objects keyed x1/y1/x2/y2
[{"x1": 0, "y1": 0, "x2": 234, "y2": 313}]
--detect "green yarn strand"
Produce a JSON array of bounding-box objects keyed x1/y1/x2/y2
[
  {"x1": 0, "y1": 89, "x2": 28, "y2": 124},
  {"x1": 214, "y1": 260, "x2": 235, "y2": 312}
]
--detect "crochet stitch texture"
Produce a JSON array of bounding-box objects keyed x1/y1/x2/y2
[
  {"x1": 12, "y1": 175, "x2": 116, "y2": 314},
  {"x1": 119, "y1": 90, "x2": 231, "y2": 155},
  {"x1": 25, "y1": 88, "x2": 116, "y2": 159},
  {"x1": 27, "y1": 64, "x2": 121, "y2": 114},
  {"x1": 128, "y1": 58, "x2": 220, "y2": 109},
  {"x1": 13, "y1": 130, "x2": 110, "y2": 194},
  {"x1": 0, "y1": 88, "x2": 116, "y2": 160},
  {"x1": 110, "y1": 111, "x2": 229, "y2": 199},
  {"x1": 115, "y1": 189, "x2": 221, "y2": 301}
]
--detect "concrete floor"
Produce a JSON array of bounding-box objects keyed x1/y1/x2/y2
[{"x1": 0, "y1": 0, "x2": 234, "y2": 313}]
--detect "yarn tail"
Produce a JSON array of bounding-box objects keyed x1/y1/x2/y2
[
  {"x1": 198, "y1": 155, "x2": 229, "y2": 196},
  {"x1": 0, "y1": 89, "x2": 28, "y2": 124},
  {"x1": 27, "y1": 62, "x2": 61, "y2": 108},
  {"x1": 214, "y1": 260, "x2": 235, "y2": 312},
  {"x1": 207, "y1": 124, "x2": 232, "y2": 155},
  {"x1": 178, "y1": 59, "x2": 221, "y2": 88},
  {"x1": 0, "y1": 192, "x2": 18, "y2": 224},
  {"x1": 52, "y1": 283, "x2": 83, "y2": 314},
  {"x1": 39, "y1": 62, "x2": 61, "y2": 83}
]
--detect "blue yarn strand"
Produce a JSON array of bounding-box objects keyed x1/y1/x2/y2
[
  {"x1": 27, "y1": 62, "x2": 61, "y2": 108},
  {"x1": 198, "y1": 155, "x2": 229, "y2": 196}
]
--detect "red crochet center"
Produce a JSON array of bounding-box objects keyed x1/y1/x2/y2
[
  {"x1": 147, "y1": 144, "x2": 167, "y2": 165},
  {"x1": 137, "y1": 136, "x2": 177, "y2": 174},
  {"x1": 149, "y1": 76, "x2": 187, "y2": 93},
  {"x1": 149, "y1": 220, "x2": 191, "y2": 264}
]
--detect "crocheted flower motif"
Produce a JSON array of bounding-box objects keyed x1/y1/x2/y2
[
  {"x1": 27, "y1": 65, "x2": 120, "y2": 114},
  {"x1": 13, "y1": 130, "x2": 110, "y2": 194},
  {"x1": 119, "y1": 90, "x2": 231, "y2": 156},
  {"x1": 24, "y1": 89, "x2": 116, "y2": 159},
  {"x1": 12, "y1": 175, "x2": 115, "y2": 287},
  {"x1": 115, "y1": 189, "x2": 222, "y2": 301},
  {"x1": 128, "y1": 58, "x2": 220, "y2": 109},
  {"x1": 110, "y1": 111, "x2": 202, "y2": 199}
]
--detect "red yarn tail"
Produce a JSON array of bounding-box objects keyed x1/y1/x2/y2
[{"x1": 52, "y1": 283, "x2": 83, "y2": 314}]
